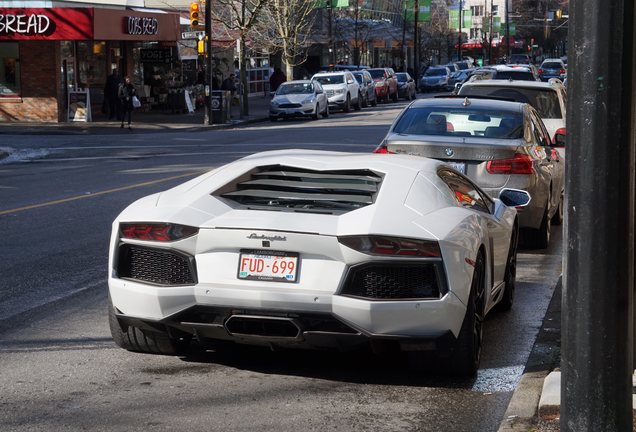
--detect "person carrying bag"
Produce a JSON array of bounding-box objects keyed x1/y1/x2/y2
[{"x1": 118, "y1": 76, "x2": 137, "y2": 129}]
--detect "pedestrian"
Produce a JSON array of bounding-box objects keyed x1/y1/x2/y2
[
  {"x1": 118, "y1": 76, "x2": 137, "y2": 130},
  {"x1": 269, "y1": 67, "x2": 286, "y2": 92},
  {"x1": 221, "y1": 73, "x2": 237, "y2": 93},
  {"x1": 104, "y1": 69, "x2": 121, "y2": 120}
]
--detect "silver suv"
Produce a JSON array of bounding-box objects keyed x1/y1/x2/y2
[{"x1": 311, "y1": 71, "x2": 361, "y2": 112}]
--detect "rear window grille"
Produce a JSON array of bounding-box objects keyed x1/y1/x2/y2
[
  {"x1": 216, "y1": 165, "x2": 383, "y2": 214},
  {"x1": 116, "y1": 244, "x2": 196, "y2": 286},
  {"x1": 341, "y1": 263, "x2": 442, "y2": 300}
]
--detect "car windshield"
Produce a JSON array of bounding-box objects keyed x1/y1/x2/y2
[
  {"x1": 367, "y1": 69, "x2": 385, "y2": 79},
  {"x1": 459, "y1": 86, "x2": 562, "y2": 118},
  {"x1": 542, "y1": 62, "x2": 563, "y2": 69},
  {"x1": 493, "y1": 71, "x2": 536, "y2": 81},
  {"x1": 276, "y1": 83, "x2": 314, "y2": 95},
  {"x1": 313, "y1": 75, "x2": 344, "y2": 85},
  {"x1": 426, "y1": 68, "x2": 447, "y2": 76},
  {"x1": 352, "y1": 73, "x2": 364, "y2": 84},
  {"x1": 392, "y1": 106, "x2": 524, "y2": 139},
  {"x1": 396, "y1": 73, "x2": 409, "y2": 82},
  {"x1": 456, "y1": 62, "x2": 469, "y2": 70}
]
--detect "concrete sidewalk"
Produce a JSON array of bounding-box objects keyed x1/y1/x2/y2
[{"x1": 0, "y1": 94, "x2": 273, "y2": 135}]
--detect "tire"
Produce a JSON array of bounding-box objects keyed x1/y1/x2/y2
[
  {"x1": 312, "y1": 103, "x2": 320, "y2": 120},
  {"x1": 353, "y1": 94, "x2": 361, "y2": 111},
  {"x1": 343, "y1": 94, "x2": 351, "y2": 113},
  {"x1": 322, "y1": 104, "x2": 329, "y2": 118},
  {"x1": 526, "y1": 203, "x2": 551, "y2": 249},
  {"x1": 361, "y1": 93, "x2": 368, "y2": 108},
  {"x1": 391, "y1": 90, "x2": 399, "y2": 102},
  {"x1": 109, "y1": 297, "x2": 190, "y2": 355},
  {"x1": 371, "y1": 96, "x2": 378, "y2": 107},
  {"x1": 495, "y1": 223, "x2": 518, "y2": 312},
  {"x1": 448, "y1": 252, "x2": 486, "y2": 377},
  {"x1": 552, "y1": 192, "x2": 564, "y2": 225}
]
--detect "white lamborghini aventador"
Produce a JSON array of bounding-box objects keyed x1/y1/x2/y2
[{"x1": 108, "y1": 150, "x2": 530, "y2": 376}]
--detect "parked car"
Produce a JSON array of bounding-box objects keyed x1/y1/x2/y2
[
  {"x1": 485, "y1": 65, "x2": 540, "y2": 81},
  {"x1": 108, "y1": 149, "x2": 530, "y2": 377},
  {"x1": 269, "y1": 80, "x2": 329, "y2": 122},
  {"x1": 395, "y1": 72, "x2": 417, "y2": 100},
  {"x1": 420, "y1": 66, "x2": 452, "y2": 92},
  {"x1": 458, "y1": 78, "x2": 567, "y2": 151},
  {"x1": 447, "y1": 70, "x2": 472, "y2": 92},
  {"x1": 366, "y1": 67, "x2": 398, "y2": 102},
  {"x1": 352, "y1": 70, "x2": 378, "y2": 107},
  {"x1": 538, "y1": 59, "x2": 567, "y2": 81},
  {"x1": 509, "y1": 53, "x2": 532, "y2": 64},
  {"x1": 311, "y1": 71, "x2": 361, "y2": 112},
  {"x1": 374, "y1": 97, "x2": 565, "y2": 249}
]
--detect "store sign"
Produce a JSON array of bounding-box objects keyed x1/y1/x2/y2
[
  {"x1": 126, "y1": 16, "x2": 158, "y2": 36},
  {"x1": 0, "y1": 8, "x2": 93, "y2": 40},
  {"x1": 140, "y1": 48, "x2": 173, "y2": 63}
]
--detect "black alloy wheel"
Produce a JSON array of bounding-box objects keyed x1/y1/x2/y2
[
  {"x1": 552, "y1": 192, "x2": 564, "y2": 225},
  {"x1": 496, "y1": 223, "x2": 518, "y2": 312},
  {"x1": 343, "y1": 94, "x2": 351, "y2": 112},
  {"x1": 449, "y1": 252, "x2": 486, "y2": 377}
]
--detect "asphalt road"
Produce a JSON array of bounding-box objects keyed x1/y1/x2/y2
[{"x1": 0, "y1": 102, "x2": 562, "y2": 432}]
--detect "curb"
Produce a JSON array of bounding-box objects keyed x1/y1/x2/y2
[{"x1": 498, "y1": 276, "x2": 562, "y2": 431}]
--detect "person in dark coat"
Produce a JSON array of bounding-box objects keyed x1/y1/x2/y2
[
  {"x1": 104, "y1": 70, "x2": 121, "y2": 120},
  {"x1": 221, "y1": 74, "x2": 237, "y2": 93},
  {"x1": 118, "y1": 76, "x2": 137, "y2": 129},
  {"x1": 269, "y1": 68, "x2": 286, "y2": 92}
]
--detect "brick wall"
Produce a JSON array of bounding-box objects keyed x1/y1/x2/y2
[{"x1": 0, "y1": 41, "x2": 60, "y2": 122}]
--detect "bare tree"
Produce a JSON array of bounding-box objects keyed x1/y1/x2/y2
[
  {"x1": 210, "y1": 0, "x2": 269, "y2": 116},
  {"x1": 260, "y1": 0, "x2": 318, "y2": 80}
]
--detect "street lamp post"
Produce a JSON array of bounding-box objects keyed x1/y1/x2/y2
[{"x1": 457, "y1": 0, "x2": 463, "y2": 61}]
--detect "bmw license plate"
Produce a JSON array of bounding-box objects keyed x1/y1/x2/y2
[
  {"x1": 446, "y1": 161, "x2": 467, "y2": 174},
  {"x1": 238, "y1": 250, "x2": 299, "y2": 283}
]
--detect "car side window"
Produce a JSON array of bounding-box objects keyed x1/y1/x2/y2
[
  {"x1": 438, "y1": 169, "x2": 492, "y2": 214},
  {"x1": 530, "y1": 110, "x2": 551, "y2": 147}
]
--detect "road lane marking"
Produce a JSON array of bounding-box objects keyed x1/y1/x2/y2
[{"x1": 0, "y1": 171, "x2": 204, "y2": 215}]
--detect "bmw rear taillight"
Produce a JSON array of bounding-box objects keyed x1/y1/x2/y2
[
  {"x1": 486, "y1": 153, "x2": 534, "y2": 174},
  {"x1": 339, "y1": 235, "x2": 441, "y2": 257},
  {"x1": 120, "y1": 223, "x2": 198, "y2": 242}
]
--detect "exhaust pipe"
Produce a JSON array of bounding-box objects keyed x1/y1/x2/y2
[{"x1": 224, "y1": 315, "x2": 302, "y2": 340}]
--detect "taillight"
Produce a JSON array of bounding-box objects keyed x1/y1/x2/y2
[
  {"x1": 373, "y1": 144, "x2": 394, "y2": 154},
  {"x1": 120, "y1": 223, "x2": 198, "y2": 242},
  {"x1": 559, "y1": 69, "x2": 566, "y2": 74},
  {"x1": 339, "y1": 235, "x2": 441, "y2": 257},
  {"x1": 486, "y1": 153, "x2": 534, "y2": 174},
  {"x1": 538, "y1": 68, "x2": 544, "y2": 73}
]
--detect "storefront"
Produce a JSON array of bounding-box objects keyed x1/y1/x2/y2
[{"x1": 0, "y1": 7, "x2": 180, "y2": 122}]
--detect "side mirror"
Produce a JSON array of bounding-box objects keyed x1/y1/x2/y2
[
  {"x1": 269, "y1": 91, "x2": 276, "y2": 98},
  {"x1": 499, "y1": 188, "x2": 531, "y2": 208},
  {"x1": 552, "y1": 127, "x2": 566, "y2": 147},
  {"x1": 347, "y1": 79, "x2": 354, "y2": 84}
]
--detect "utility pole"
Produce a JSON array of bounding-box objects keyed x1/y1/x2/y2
[
  {"x1": 401, "y1": 7, "x2": 407, "y2": 72},
  {"x1": 353, "y1": 1, "x2": 360, "y2": 67},
  {"x1": 204, "y1": 0, "x2": 212, "y2": 125},
  {"x1": 488, "y1": 0, "x2": 493, "y2": 64},
  {"x1": 562, "y1": 0, "x2": 635, "y2": 430},
  {"x1": 414, "y1": 0, "x2": 419, "y2": 85},
  {"x1": 505, "y1": 0, "x2": 510, "y2": 59},
  {"x1": 328, "y1": 1, "x2": 335, "y2": 66},
  {"x1": 457, "y1": 0, "x2": 463, "y2": 61}
]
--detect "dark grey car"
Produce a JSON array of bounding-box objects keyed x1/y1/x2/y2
[
  {"x1": 374, "y1": 97, "x2": 565, "y2": 248},
  {"x1": 352, "y1": 70, "x2": 378, "y2": 107}
]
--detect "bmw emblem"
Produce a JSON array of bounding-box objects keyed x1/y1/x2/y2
[{"x1": 445, "y1": 148, "x2": 454, "y2": 157}]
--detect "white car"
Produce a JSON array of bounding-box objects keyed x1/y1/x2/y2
[
  {"x1": 458, "y1": 78, "x2": 567, "y2": 152},
  {"x1": 269, "y1": 80, "x2": 329, "y2": 121},
  {"x1": 311, "y1": 71, "x2": 361, "y2": 112},
  {"x1": 108, "y1": 150, "x2": 529, "y2": 376}
]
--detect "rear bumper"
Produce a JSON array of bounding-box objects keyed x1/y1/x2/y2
[{"x1": 109, "y1": 277, "x2": 468, "y2": 349}]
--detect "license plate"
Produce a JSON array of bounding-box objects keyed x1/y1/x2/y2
[
  {"x1": 446, "y1": 161, "x2": 467, "y2": 174},
  {"x1": 238, "y1": 250, "x2": 299, "y2": 283}
]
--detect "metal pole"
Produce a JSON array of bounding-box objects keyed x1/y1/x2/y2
[
  {"x1": 354, "y1": 2, "x2": 360, "y2": 67},
  {"x1": 457, "y1": 0, "x2": 463, "y2": 61},
  {"x1": 414, "y1": 0, "x2": 419, "y2": 86},
  {"x1": 562, "y1": 0, "x2": 635, "y2": 430},
  {"x1": 205, "y1": 0, "x2": 212, "y2": 125},
  {"x1": 328, "y1": 1, "x2": 335, "y2": 66},
  {"x1": 505, "y1": 0, "x2": 510, "y2": 59}
]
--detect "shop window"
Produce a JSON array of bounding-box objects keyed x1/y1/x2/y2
[
  {"x1": 77, "y1": 41, "x2": 107, "y2": 89},
  {"x1": 0, "y1": 43, "x2": 20, "y2": 98}
]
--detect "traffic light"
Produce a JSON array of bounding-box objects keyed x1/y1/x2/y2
[{"x1": 189, "y1": 2, "x2": 200, "y2": 27}]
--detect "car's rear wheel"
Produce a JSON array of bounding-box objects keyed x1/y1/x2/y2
[
  {"x1": 343, "y1": 94, "x2": 351, "y2": 112},
  {"x1": 552, "y1": 192, "x2": 564, "y2": 225},
  {"x1": 496, "y1": 223, "x2": 518, "y2": 312},
  {"x1": 526, "y1": 203, "x2": 551, "y2": 249},
  {"x1": 109, "y1": 297, "x2": 190, "y2": 355},
  {"x1": 312, "y1": 103, "x2": 320, "y2": 120},
  {"x1": 322, "y1": 104, "x2": 329, "y2": 118},
  {"x1": 353, "y1": 94, "x2": 361, "y2": 111},
  {"x1": 448, "y1": 252, "x2": 485, "y2": 377}
]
